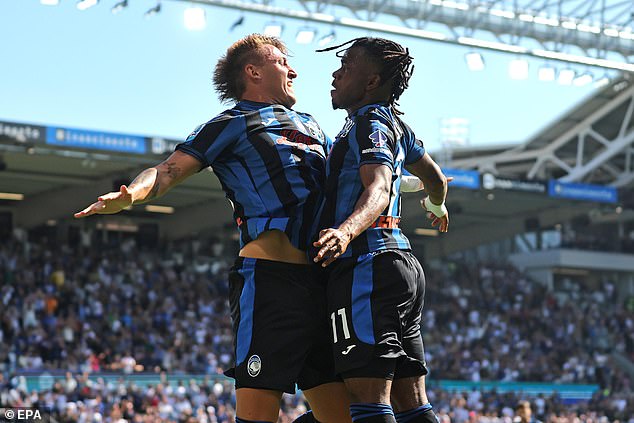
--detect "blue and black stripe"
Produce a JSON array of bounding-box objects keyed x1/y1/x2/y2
[
  {"x1": 350, "y1": 403, "x2": 394, "y2": 422},
  {"x1": 314, "y1": 103, "x2": 425, "y2": 258},
  {"x1": 176, "y1": 100, "x2": 331, "y2": 250}
]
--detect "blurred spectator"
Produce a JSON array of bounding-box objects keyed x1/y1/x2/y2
[
  {"x1": 513, "y1": 400, "x2": 541, "y2": 423},
  {"x1": 1, "y1": 373, "x2": 632, "y2": 422},
  {"x1": 1, "y1": 227, "x2": 633, "y2": 421}
]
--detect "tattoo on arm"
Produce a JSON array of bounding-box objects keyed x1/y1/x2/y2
[
  {"x1": 127, "y1": 157, "x2": 192, "y2": 204},
  {"x1": 165, "y1": 161, "x2": 182, "y2": 181}
]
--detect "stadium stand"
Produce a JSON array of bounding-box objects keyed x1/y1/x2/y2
[{"x1": 1, "y1": 228, "x2": 632, "y2": 422}]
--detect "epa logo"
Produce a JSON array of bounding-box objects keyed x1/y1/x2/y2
[{"x1": 3, "y1": 408, "x2": 43, "y2": 420}]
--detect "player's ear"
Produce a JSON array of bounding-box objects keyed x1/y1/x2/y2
[
  {"x1": 366, "y1": 73, "x2": 382, "y2": 90},
  {"x1": 244, "y1": 63, "x2": 262, "y2": 81}
]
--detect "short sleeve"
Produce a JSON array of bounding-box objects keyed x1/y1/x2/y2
[
  {"x1": 402, "y1": 122, "x2": 425, "y2": 164},
  {"x1": 404, "y1": 136, "x2": 426, "y2": 165},
  {"x1": 350, "y1": 112, "x2": 396, "y2": 170},
  {"x1": 175, "y1": 113, "x2": 241, "y2": 168}
]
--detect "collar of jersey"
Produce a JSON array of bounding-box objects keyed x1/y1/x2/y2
[
  {"x1": 349, "y1": 102, "x2": 390, "y2": 118},
  {"x1": 236, "y1": 100, "x2": 290, "y2": 111}
]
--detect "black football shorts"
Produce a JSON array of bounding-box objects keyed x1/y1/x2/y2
[
  {"x1": 224, "y1": 257, "x2": 338, "y2": 393},
  {"x1": 326, "y1": 249, "x2": 429, "y2": 379}
]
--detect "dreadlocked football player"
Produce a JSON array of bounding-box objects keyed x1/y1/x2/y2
[{"x1": 311, "y1": 37, "x2": 449, "y2": 423}]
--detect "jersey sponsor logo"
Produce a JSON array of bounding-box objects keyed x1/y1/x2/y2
[
  {"x1": 276, "y1": 132, "x2": 326, "y2": 157},
  {"x1": 280, "y1": 129, "x2": 319, "y2": 146},
  {"x1": 247, "y1": 355, "x2": 261, "y2": 377},
  {"x1": 341, "y1": 345, "x2": 356, "y2": 355},
  {"x1": 361, "y1": 147, "x2": 394, "y2": 160},
  {"x1": 262, "y1": 117, "x2": 276, "y2": 127},
  {"x1": 369, "y1": 129, "x2": 388, "y2": 148}
]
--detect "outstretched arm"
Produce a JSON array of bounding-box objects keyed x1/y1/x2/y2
[
  {"x1": 313, "y1": 163, "x2": 392, "y2": 266},
  {"x1": 74, "y1": 151, "x2": 202, "y2": 218},
  {"x1": 405, "y1": 152, "x2": 449, "y2": 232}
]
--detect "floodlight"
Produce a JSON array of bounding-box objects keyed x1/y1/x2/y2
[
  {"x1": 508, "y1": 58, "x2": 529, "y2": 80},
  {"x1": 573, "y1": 73, "x2": 593, "y2": 86},
  {"x1": 318, "y1": 30, "x2": 336, "y2": 47},
  {"x1": 538, "y1": 65, "x2": 555, "y2": 81},
  {"x1": 76, "y1": 0, "x2": 98, "y2": 11},
  {"x1": 557, "y1": 68, "x2": 575, "y2": 85},
  {"x1": 264, "y1": 22, "x2": 283, "y2": 37},
  {"x1": 464, "y1": 52, "x2": 484, "y2": 71},
  {"x1": 184, "y1": 7, "x2": 206, "y2": 31},
  {"x1": 594, "y1": 76, "x2": 610, "y2": 88},
  {"x1": 296, "y1": 28, "x2": 316, "y2": 44}
]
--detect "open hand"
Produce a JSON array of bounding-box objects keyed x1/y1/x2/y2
[{"x1": 74, "y1": 185, "x2": 133, "y2": 218}]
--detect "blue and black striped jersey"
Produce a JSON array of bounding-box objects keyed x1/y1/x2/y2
[
  {"x1": 176, "y1": 100, "x2": 332, "y2": 250},
  {"x1": 315, "y1": 103, "x2": 425, "y2": 257}
]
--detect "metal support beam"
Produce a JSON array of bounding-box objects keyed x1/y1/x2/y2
[
  {"x1": 450, "y1": 79, "x2": 634, "y2": 187},
  {"x1": 181, "y1": 0, "x2": 634, "y2": 72}
]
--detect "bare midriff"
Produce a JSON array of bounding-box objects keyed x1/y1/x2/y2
[{"x1": 239, "y1": 230, "x2": 309, "y2": 264}]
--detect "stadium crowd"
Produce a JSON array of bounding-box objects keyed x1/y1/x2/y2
[
  {"x1": 1, "y1": 227, "x2": 633, "y2": 422},
  {"x1": 423, "y1": 262, "x2": 633, "y2": 389},
  {"x1": 2, "y1": 371, "x2": 633, "y2": 423}
]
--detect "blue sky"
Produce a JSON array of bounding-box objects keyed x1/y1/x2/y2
[{"x1": 0, "y1": 0, "x2": 602, "y2": 152}]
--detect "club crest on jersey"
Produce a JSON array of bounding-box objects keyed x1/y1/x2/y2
[
  {"x1": 291, "y1": 116, "x2": 308, "y2": 132},
  {"x1": 247, "y1": 355, "x2": 261, "y2": 377},
  {"x1": 304, "y1": 120, "x2": 324, "y2": 141},
  {"x1": 369, "y1": 129, "x2": 388, "y2": 148}
]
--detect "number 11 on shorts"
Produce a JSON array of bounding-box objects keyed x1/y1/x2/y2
[{"x1": 331, "y1": 308, "x2": 351, "y2": 343}]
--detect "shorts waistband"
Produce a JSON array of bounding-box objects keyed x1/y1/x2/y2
[{"x1": 233, "y1": 256, "x2": 314, "y2": 271}]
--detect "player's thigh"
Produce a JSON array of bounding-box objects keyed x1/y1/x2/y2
[
  {"x1": 303, "y1": 382, "x2": 352, "y2": 423},
  {"x1": 235, "y1": 387, "x2": 283, "y2": 421},
  {"x1": 390, "y1": 375, "x2": 430, "y2": 413}
]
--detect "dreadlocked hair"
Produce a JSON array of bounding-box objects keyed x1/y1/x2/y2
[
  {"x1": 317, "y1": 37, "x2": 414, "y2": 115},
  {"x1": 213, "y1": 34, "x2": 288, "y2": 103}
]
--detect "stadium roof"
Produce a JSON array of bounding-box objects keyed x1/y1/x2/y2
[{"x1": 450, "y1": 74, "x2": 634, "y2": 187}]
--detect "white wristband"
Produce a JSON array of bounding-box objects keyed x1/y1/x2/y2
[{"x1": 423, "y1": 197, "x2": 448, "y2": 218}]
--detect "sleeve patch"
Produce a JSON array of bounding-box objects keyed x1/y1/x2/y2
[
  {"x1": 369, "y1": 129, "x2": 388, "y2": 148},
  {"x1": 186, "y1": 123, "x2": 205, "y2": 142}
]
